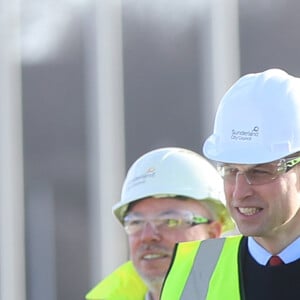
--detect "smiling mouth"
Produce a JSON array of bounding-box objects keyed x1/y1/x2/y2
[
  {"x1": 142, "y1": 253, "x2": 168, "y2": 260},
  {"x1": 238, "y1": 207, "x2": 262, "y2": 216}
]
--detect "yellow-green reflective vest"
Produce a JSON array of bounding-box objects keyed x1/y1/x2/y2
[
  {"x1": 85, "y1": 261, "x2": 147, "y2": 300},
  {"x1": 161, "y1": 235, "x2": 243, "y2": 300}
]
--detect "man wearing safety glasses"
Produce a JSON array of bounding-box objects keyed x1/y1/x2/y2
[
  {"x1": 86, "y1": 147, "x2": 235, "y2": 300},
  {"x1": 161, "y1": 69, "x2": 300, "y2": 299}
]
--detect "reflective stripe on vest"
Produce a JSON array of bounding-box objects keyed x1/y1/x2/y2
[
  {"x1": 181, "y1": 238, "x2": 226, "y2": 299},
  {"x1": 161, "y1": 235, "x2": 242, "y2": 300}
]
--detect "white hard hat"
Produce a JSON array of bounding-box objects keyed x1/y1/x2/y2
[
  {"x1": 113, "y1": 147, "x2": 234, "y2": 232},
  {"x1": 203, "y1": 68, "x2": 300, "y2": 164}
]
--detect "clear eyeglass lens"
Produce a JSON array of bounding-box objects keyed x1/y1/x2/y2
[
  {"x1": 218, "y1": 156, "x2": 300, "y2": 185},
  {"x1": 124, "y1": 211, "x2": 209, "y2": 235}
]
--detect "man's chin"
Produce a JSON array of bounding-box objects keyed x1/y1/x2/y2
[
  {"x1": 134, "y1": 259, "x2": 170, "y2": 283},
  {"x1": 140, "y1": 272, "x2": 165, "y2": 288}
]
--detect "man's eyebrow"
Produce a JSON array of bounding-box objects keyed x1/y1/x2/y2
[{"x1": 159, "y1": 210, "x2": 182, "y2": 216}]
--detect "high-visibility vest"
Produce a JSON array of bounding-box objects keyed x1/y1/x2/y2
[
  {"x1": 85, "y1": 261, "x2": 147, "y2": 300},
  {"x1": 161, "y1": 235, "x2": 243, "y2": 300}
]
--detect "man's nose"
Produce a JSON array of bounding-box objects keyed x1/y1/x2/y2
[
  {"x1": 140, "y1": 221, "x2": 161, "y2": 241},
  {"x1": 232, "y1": 172, "x2": 253, "y2": 199}
]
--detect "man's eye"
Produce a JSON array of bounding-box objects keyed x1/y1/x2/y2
[
  {"x1": 250, "y1": 168, "x2": 272, "y2": 175},
  {"x1": 165, "y1": 218, "x2": 182, "y2": 228},
  {"x1": 129, "y1": 219, "x2": 143, "y2": 226},
  {"x1": 225, "y1": 167, "x2": 238, "y2": 175}
]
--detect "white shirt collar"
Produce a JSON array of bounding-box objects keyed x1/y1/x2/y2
[{"x1": 248, "y1": 236, "x2": 300, "y2": 265}]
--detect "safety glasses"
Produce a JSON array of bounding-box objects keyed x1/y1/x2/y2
[
  {"x1": 123, "y1": 210, "x2": 212, "y2": 235},
  {"x1": 217, "y1": 156, "x2": 300, "y2": 185}
]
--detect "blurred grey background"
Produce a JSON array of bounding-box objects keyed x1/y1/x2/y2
[{"x1": 1, "y1": 1, "x2": 300, "y2": 299}]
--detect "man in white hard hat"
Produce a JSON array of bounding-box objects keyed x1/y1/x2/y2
[
  {"x1": 86, "y1": 147, "x2": 234, "y2": 300},
  {"x1": 161, "y1": 69, "x2": 300, "y2": 300}
]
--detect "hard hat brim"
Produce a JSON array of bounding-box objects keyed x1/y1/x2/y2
[{"x1": 203, "y1": 134, "x2": 295, "y2": 164}]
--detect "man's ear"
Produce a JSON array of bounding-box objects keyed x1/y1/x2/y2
[{"x1": 208, "y1": 221, "x2": 222, "y2": 238}]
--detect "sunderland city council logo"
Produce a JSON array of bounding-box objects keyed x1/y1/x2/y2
[{"x1": 231, "y1": 126, "x2": 259, "y2": 141}]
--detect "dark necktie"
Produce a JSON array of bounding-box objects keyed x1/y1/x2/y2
[{"x1": 267, "y1": 255, "x2": 284, "y2": 266}]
